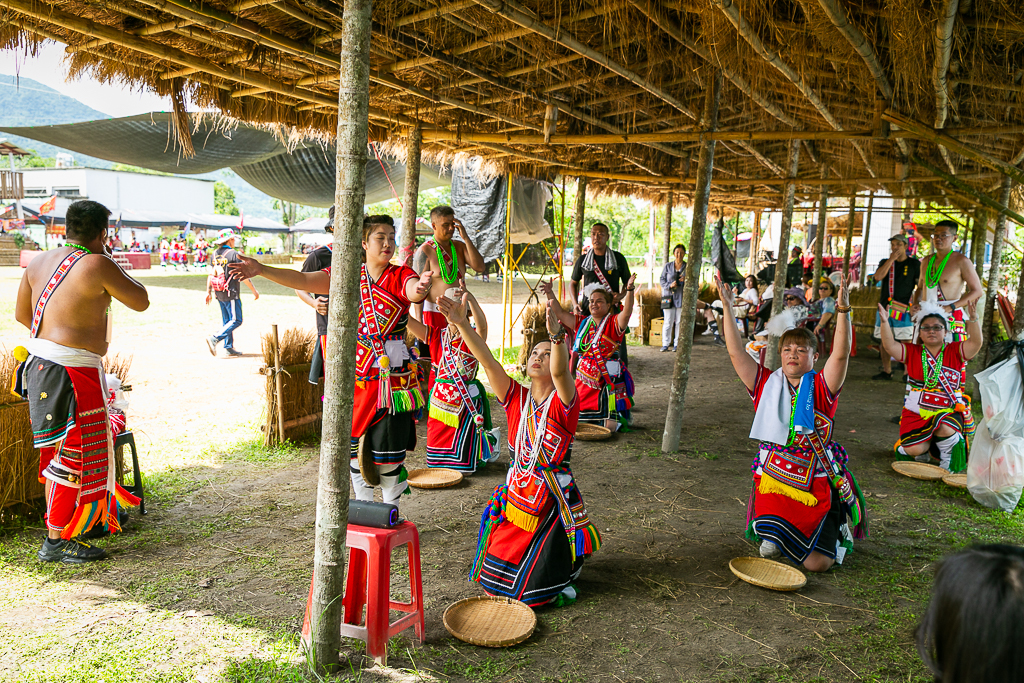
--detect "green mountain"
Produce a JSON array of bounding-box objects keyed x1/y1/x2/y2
[{"x1": 0, "y1": 73, "x2": 285, "y2": 220}]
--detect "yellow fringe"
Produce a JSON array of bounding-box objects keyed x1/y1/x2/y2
[
  {"x1": 505, "y1": 503, "x2": 541, "y2": 533},
  {"x1": 759, "y1": 474, "x2": 819, "y2": 506},
  {"x1": 428, "y1": 404, "x2": 461, "y2": 427}
]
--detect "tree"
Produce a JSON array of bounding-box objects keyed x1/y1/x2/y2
[{"x1": 214, "y1": 181, "x2": 240, "y2": 216}]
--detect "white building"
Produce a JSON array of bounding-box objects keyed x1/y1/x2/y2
[{"x1": 20, "y1": 166, "x2": 215, "y2": 214}]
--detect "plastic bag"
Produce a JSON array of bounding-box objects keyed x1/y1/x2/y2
[
  {"x1": 967, "y1": 418, "x2": 1024, "y2": 513},
  {"x1": 976, "y1": 356, "x2": 1024, "y2": 439}
]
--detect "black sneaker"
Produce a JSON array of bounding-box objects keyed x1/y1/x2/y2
[
  {"x1": 224, "y1": 348, "x2": 243, "y2": 357},
  {"x1": 872, "y1": 371, "x2": 893, "y2": 381},
  {"x1": 38, "y1": 537, "x2": 107, "y2": 564},
  {"x1": 713, "y1": 336, "x2": 726, "y2": 347}
]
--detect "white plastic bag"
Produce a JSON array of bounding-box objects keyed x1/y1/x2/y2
[
  {"x1": 976, "y1": 356, "x2": 1024, "y2": 438},
  {"x1": 967, "y1": 418, "x2": 1024, "y2": 513}
]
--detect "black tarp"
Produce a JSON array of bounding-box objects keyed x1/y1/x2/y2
[
  {"x1": 711, "y1": 218, "x2": 743, "y2": 283},
  {"x1": 0, "y1": 113, "x2": 446, "y2": 206}
]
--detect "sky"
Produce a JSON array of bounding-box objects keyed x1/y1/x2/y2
[{"x1": 2, "y1": 41, "x2": 171, "y2": 117}]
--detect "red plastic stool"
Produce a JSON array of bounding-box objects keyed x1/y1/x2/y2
[{"x1": 301, "y1": 521, "x2": 425, "y2": 665}]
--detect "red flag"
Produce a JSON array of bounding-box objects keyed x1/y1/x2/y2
[
  {"x1": 236, "y1": 209, "x2": 244, "y2": 231},
  {"x1": 38, "y1": 195, "x2": 57, "y2": 214}
]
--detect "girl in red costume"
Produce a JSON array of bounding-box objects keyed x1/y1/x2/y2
[{"x1": 230, "y1": 215, "x2": 432, "y2": 507}]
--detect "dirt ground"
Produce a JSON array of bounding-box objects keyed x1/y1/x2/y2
[{"x1": 0, "y1": 265, "x2": 1014, "y2": 682}]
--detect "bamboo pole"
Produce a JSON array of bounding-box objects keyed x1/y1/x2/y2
[
  {"x1": 399, "y1": 122, "x2": 421, "y2": 268},
  {"x1": 663, "y1": 192, "x2": 674, "y2": 264},
  {"x1": 550, "y1": 167, "x2": 999, "y2": 188},
  {"x1": 308, "y1": 0, "x2": 373, "y2": 670},
  {"x1": 913, "y1": 156, "x2": 1024, "y2": 225},
  {"x1": 860, "y1": 194, "x2": 875, "y2": 287},
  {"x1": 573, "y1": 177, "x2": 587, "y2": 278},
  {"x1": 272, "y1": 324, "x2": 286, "y2": 445},
  {"x1": 982, "y1": 177, "x2": 1013, "y2": 365},
  {"x1": 662, "y1": 68, "x2": 722, "y2": 455},
  {"x1": 559, "y1": 177, "x2": 566, "y2": 299},
  {"x1": 751, "y1": 210, "x2": 762, "y2": 274},
  {"x1": 843, "y1": 196, "x2": 856, "y2": 278},
  {"x1": 893, "y1": 114, "x2": 1024, "y2": 187},
  {"x1": 972, "y1": 212, "x2": 987, "y2": 283},
  {"x1": 931, "y1": 0, "x2": 959, "y2": 174},
  {"x1": 648, "y1": 202, "x2": 657, "y2": 289},
  {"x1": 766, "y1": 140, "x2": 803, "y2": 371},
  {"x1": 812, "y1": 168, "x2": 829, "y2": 301}
]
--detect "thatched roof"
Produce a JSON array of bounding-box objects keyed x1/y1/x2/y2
[{"x1": 3, "y1": 0, "x2": 1023, "y2": 213}]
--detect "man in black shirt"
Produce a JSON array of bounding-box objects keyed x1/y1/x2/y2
[
  {"x1": 298, "y1": 209, "x2": 333, "y2": 383},
  {"x1": 570, "y1": 223, "x2": 632, "y2": 315},
  {"x1": 205, "y1": 229, "x2": 259, "y2": 357},
  {"x1": 872, "y1": 233, "x2": 920, "y2": 380}
]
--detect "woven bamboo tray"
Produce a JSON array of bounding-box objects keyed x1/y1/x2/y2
[
  {"x1": 729, "y1": 557, "x2": 807, "y2": 592},
  {"x1": 575, "y1": 423, "x2": 612, "y2": 441},
  {"x1": 892, "y1": 461, "x2": 947, "y2": 481},
  {"x1": 407, "y1": 468, "x2": 464, "y2": 489},
  {"x1": 443, "y1": 596, "x2": 536, "y2": 647},
  {"x1": 943, "y1": 472, "x2": 968, "y2": 489}
]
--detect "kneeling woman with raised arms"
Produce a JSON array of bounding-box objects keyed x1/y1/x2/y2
[
  {"x1": 228, "y1": 215, "x2": 431, "y2": 508},
  {"x1": 437, "y1": 294, "x2": 601, "y2": 607},
  {"x1": 718, "y1": 273, "x2": 867, "y2": 572}
]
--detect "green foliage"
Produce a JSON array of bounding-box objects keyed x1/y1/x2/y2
[
  {"x1": 13, "y1": 152, "x2": 56, "y2": 168},
  {"x1": 272, "y1": 199, "x2": 323, "y2": 227},
  {"x1": 215, "y1": 181, "x2": 240, "y2": 216}
]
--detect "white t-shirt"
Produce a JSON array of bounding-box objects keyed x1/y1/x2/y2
[{"x1": 739, "y1": 288, "x2": 759, "y2": 307}]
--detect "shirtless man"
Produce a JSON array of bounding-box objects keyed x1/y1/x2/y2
[
  {"x1": 911, "y1": 220, "x2": 983, "y2": 342},
  {"x1": 412, "y1": 205, "x2": 485, "y2": 328},
  {"x1": 14, "y1": 200, "x2": 149, "y2": 563}
]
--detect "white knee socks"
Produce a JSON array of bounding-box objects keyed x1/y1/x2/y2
[
  {"x1": 379, "y1": 464, "x2": 408, "y2": 506},
  {"x1": 935, "y1": 434, "x2": 960, "y2": 470}
]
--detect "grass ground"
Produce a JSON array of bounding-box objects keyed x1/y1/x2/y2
[{"x1": 0, "y1": 264, "x2": 1021, "y2": 682}]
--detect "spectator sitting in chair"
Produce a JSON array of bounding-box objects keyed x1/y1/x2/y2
[{"x1": 807, "y1": 279, "x2": 837, "y2": 336}]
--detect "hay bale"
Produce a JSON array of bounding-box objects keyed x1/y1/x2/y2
[
  {"x1": 261, "y1": 328, "x2": 322, "y2": 446},
  {"x1": 849, "y1": 284, "x2": 881, "y2": 330},
  {"x1": 0, "y1": 346, "x2": 44, "y2": 511}
]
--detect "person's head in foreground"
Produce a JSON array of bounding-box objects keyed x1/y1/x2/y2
[
  {"x1": 65, "y1": 200, "x2": 111, "y2": 246},
  {"x1": 779, "y1": 327, "x2": 818, "y2": 382},
  {"x1": 363, "y1": 214, "x2": 395, "y2": 263},
  {"x1": 916, "y1": 544, "x2": 1024, "y2": 683},
  {"x1": 673, "y1": 244, "x2": 686, "y2": 264},
  {"x1": 918, "y1": 312, "x2": 948, "y2": 350},
  {"x1": 590, "y1": 223, "x2": 610, "y2": 252},
  {"x1": 931, "y1": 220, "x2": 958, "y2": 251},
  {"x1": 429, "y1": 205, "x2": 456, "y2": 242}
]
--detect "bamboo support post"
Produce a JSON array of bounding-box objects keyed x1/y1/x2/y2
[
  {"x1": 662, "y1": 68, "x2": 722, "y2": 454},
  {"x1": 982, "y1": 177, "x2": 1013, "y2": 365},
  {"x1": 648, "y1": 203, "x2": 657, "y2": 289},
  {"x1": 308, "y1": 0, "x2": 372, "y2": 670},
  {"x1": 812, "y1": 174, "x2": 828, "y2": 303},
  {"x1": 663, "y1": 192, "x2": 674, "y2": 264},
  {"x1": 766, "y1": 140, "x2": 803, "y2": 371},
  {"x1": 971, "y1": 212, "x2": 987, "y2": 283},
  {"x1": 859, "y1": 194, "x2": 874, "y2": 287},
  {"x1": 750, "y1": 210, "x2": 762, "y2": 274},
  {"x1": 1015, "y1": 257, "x2": 1024, "y2": 339},
  {"x1": 573, "y1": 177, "x2": 587, "y2": 282},
  {"x1": 399, "y1": 122, "x2": 421, "y2": 268},
  {"x1": 273, "y1": 324, "x2": 286, "y2": 445},
  {"x1": 843, "y1": 196, "x2": 856, "y2": 278}
]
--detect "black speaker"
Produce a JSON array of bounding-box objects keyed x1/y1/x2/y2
[{"x1": 348, "y1": 500, "x2": 401, "y2": 528}]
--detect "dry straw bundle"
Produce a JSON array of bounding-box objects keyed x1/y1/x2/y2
[
  {"x1": 261, "y1": 328, "x2": 321, "y2": 446},
  {"x1": 0, "y1": 346, "x2": 43, "y2": 513},
  {"x1": 518, "y1": 300, "x2": 573, "y2": 371}
]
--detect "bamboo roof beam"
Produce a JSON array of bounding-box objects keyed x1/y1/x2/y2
[
  {"x1": 711, "y1": 0, "x2": 877, "y2": 178},
  {"x1": 388, "y1": 0, "x2": 480, "y2": 28},
  {"x1": 735, "y1": 142, "x2": 785, "y2": 176},
  {"x1": 884, "y1": 110, "x2": 1024, "y2": 186},
  {"x1": 556, "y1": 167, "x2": 999, "y2": 187},
  {"x1": 913, "y1": 155, "x2": 1024, "y2": 225},
  {"x1": 379, "y1": 1, "x2": 628, "y2": 72},
  {"x1": 932, "y1": 0, "x2": 960, "y2": 173},
  {"x1": 627, "y1": 0, "x2": 798, "y2": 129},
  {"x1": 813, "y1": 0, "x2": 912, "y2": 159},
  {"x1": 472, "y1": 0, "x2": 696, "y2": 119}
]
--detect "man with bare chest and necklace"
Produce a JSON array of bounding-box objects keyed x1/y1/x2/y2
[
  {"x1": 412, "y1": 205, "x2": 485, "y2": 329},
  {"x1": 911, "y1": 220, "x2": 982, "y2": 343}
]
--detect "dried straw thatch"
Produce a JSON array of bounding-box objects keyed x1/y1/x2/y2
[
  {"x1": 2, "y1": 0, "x2": 1021, "y2": 216},
  {"x1": 260, "y1": 328, "x2": 321, "y2": 446},
  {"x1": 0, "y1": 347, "x2": 42, "y2": 512},
  {"x1": 518, "y1": 300, "x2": 573, "y2": 371}
]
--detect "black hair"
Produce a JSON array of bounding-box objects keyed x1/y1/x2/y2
[
  {"x1": 920, "y1": 313, "x2": 948, "y2": 329},
  {"x1": 916, "y1": 544, "x2": 1024, "y2": 683},
  {"x1": 429, "y1": 205, "x2": 455, "y2": 220},
  {"x1": 934, "y1": 219, "x2": 959, "y2": 233},
  {"x1": 591, "y1": 222, "x2": 609, "y2": 233},
  {"x1": 327, "y1": 205, "x2": 335, "y2": 233},
  {"x1": 65, "y1": 200, "x2": 111, "y2": 243},
  {"x1": 673, "y1": 243, "x2": 686, "y2": 254},
  {"x1": 779, "y1": 327, "x2": 818, "y2": 354}
]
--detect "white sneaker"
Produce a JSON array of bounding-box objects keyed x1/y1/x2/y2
[
  {"x1": 701, "y1": 328, "x2": 714, "y2": 336},
  {"x1": 759, "y1": 540, "x2": 781, "y2": 558}
]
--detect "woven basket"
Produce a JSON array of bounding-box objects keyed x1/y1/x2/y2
[
  {"x1": 892, "y1": 461, "x2": 947, "y2": 481},
  {"x1": 943, "y1": 472, "x2": 968, "y2": 489},
  {"x1": 443, "y1": 596, "x2": 536, "y2": 647},
  {"x1": 729, "y1": 557, "x2": 807, "y2": 592},
  {"x1": 407, "y1": 468, "x2": 464, "y2": 489},
  {"x1": 575, "y1": 423, "x2": 612, "y2": 441},
  {"x1": 357, "y1": 434, "x2": 380, "y2": 486}
]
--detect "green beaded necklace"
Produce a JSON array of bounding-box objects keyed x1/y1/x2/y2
[
  {"x1": 435, "y1": 240, "x2": 458, "y2": 284},
  {"x1": 922, "y1": 344, "x2": 945, "y2": 390},
  {"x1": 925, "y1": 251, "x2": 953, "y2": 289},
  {"x1": 65, "y1": 242, "x2": 92, "y2": 254}
]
